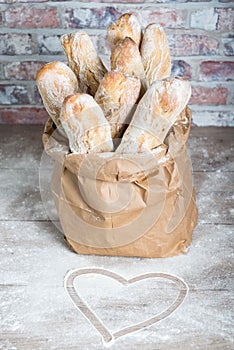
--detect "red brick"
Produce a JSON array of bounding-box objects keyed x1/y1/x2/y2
[
  {"x1": 0, "y1": 33, "x2": 33, "y2": 55},
  {"x1": 216, "y1": 8, "x2": 234, "y2": 31},
  {"x1": 5, "y1": 6, "x2": 60, "y2": 28},
  {"x1": 0, "y1": 85, "x2": 30, "y2": 104},
  {"x1": 171, "y1": 60, "x2": 192, "y2": 79},
  {"x1": 199, "y1": 61, "x2": 234, "y2": 81},
  {"x1": 65, "y1": 7, "x2": 122, "y2": 29},
  {"x1": 190, "y1": 86, "x2": 228, "y2": 105},
  {"x1": 142, "y1": 9, "x2": 186, "y2": 28},
  {"x1": 0, "y1": 107, "x2": 48, "y2": 124},
  {"x1": 168, "y1": 34, "x2": 219, "y2": 56},
  {"x1": 4, "y1": 61, "x2": 47, "y2": 80},
  {"x1": 64, "y1": 6, "x2": 187, "y2": 30}
]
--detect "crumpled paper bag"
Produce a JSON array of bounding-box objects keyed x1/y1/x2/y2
[{"x1": 42, "y1": 106, "x2": 198, "y2": 258}]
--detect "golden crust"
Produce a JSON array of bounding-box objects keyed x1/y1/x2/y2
[
  {"x1": 110, "y1": 37, "x2": 147, "y2": 96},
  {"x1": 60, "y1": 93, "x2": 114, "y2": 154},
  {"x1": 61, "y1": 31, "x2": 107, "y2": 96},
  {"x1": 110, "y1": 37, "x2": 146, "y2": 84},
  {"x1": 140, "y1": 23, "x2": 171, "y2": 87},
  {"x1": 36, "y1": 61, "x2": 79, "y2": 130},
  {"x1": 107, "y1": 13, "x2": 142, "y2": 49},
  {"x1": 94, "y1": 71, "x2": 141, "y2": 139},
  {"x1": 116, "y1": 77, "x2": 191, "y2": 153}
]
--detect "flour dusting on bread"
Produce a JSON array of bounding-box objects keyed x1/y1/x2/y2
[
  {"x1": 60, "y1": 93, "x2": 114, "y2": 154},
  {"x1": 116, "y1": 77, "x2": 191, "y2": 153},
  {"x1": 37, "y1": 13, "x2": 192, "y2": 155},
  {"x1": 95, "y1": 71, "x2": 141, "y2": 139},
  {"x1": 36, "y1": 61, "x2": 79, "y2": 130},
  {"x1": 107, "y1": 13, "x2": 141, "y2": 49},
  {"x1": 141, "y1": 23, "x2": 171, "y2": 87},
  {"x1": 61, "y1": 32, "x2": 107, "y2": 96}
]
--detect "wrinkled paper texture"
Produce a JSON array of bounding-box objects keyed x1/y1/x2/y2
[{"x1": 42, "y1": 106, "x2": 198, "y2": 258}]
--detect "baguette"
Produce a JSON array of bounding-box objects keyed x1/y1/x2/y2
[
  {"x1": 110, "y1": 37, "x2": 147, "y2": 93},
  {"x1": 36, "y1": 61, "x2": 79, "y2": 131},
  {"x1": 61, "y1": 31, "x2": 107, "y2": 96},
  {"x1": 140, "y1": 23, "x2": 171, "y2": 87},
  {"x1": 107, "y1": 13, "x2": 141, "y2": 49},
  {"x1": 60, "y1": 93, "x2": 114, "y2": 154},
  {"x1": 94, "y1": 71, "x2": 141, "y2": 139},
  {"x1": 116, "y1": 77, "x2": 191, "y2": 153}
]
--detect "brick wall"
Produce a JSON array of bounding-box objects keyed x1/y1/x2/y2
[{"x1": 0, "y1": 0, "x2": 233, "y2": 126}]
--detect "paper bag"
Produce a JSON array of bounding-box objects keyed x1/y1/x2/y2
[{"x1": 42, "y1": 106, "x2": 198, "y2": 258}]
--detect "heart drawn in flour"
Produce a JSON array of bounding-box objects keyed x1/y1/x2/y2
[{"x1": 64, "y1": 268, "x2": 188, "y2": 346}]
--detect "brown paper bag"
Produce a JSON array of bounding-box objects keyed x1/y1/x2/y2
[{"x1": 42, "y1": 106, "x2": 198, "y2": 258}]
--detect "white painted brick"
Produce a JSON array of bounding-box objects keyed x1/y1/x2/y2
[
  {"x1": 38, "y1": 35, "x2": 62, "y2": 54},
  {"x1": 190, "y1": 8, "x2": 218, "y2": 31},
  {"x1": 192, "y1": 109, "x2": 234, "y2": 127}
]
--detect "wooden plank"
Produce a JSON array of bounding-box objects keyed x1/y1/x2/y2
[
  {"x1": 0, "y1": 125, "x2": 44, "y2": 169},
  {"x1": 0, "y1": 168, "x2": 48, "y2": 220},
  {"x1": 0, "y1": 221, "x2": 233, "y2": 349},
  {"x1": 189, "y1": 127, "x2": 234, "y2": 172},
  {"x1": 0, "y1": 222, "x2": 232, "y2": 289},
  {"x1": 0, "y1": 125, "x2": 233, "y2": 349},
  {"x1": 190, "y1": 126, "x2": 234, "y2": 141},
  {"x1": 193, "y1": 171, "x2": 234, "y2": 192},
  {"x1": 196, "y1": 191, "x2": 233, "y2": 224},
  {"x1": 0, "y1": 288, "x2": 232, "y2": 350}
]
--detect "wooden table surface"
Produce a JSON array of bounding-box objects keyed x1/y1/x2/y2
[{"x1": 0, "y1": 125, "x2": 233, "y2": 350}]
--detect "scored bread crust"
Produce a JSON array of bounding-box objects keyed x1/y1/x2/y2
[
  {"x1": 94, "y1": 71, "x2": 141, "y2": 139},
  {"x1": 107, "y1": 13, "x2": 141, "y2": 49},
  {"x1": 61, "y1": 31, "x2": 107, "y2": 96},
  {"x1": 116, "y1": 77, "x2": 191, "y2": 153},
  {"x1": 140, "y1": 23, "x2": 171, "y2": 88},
  {"x1": 60, "y1": 93, "x2": 114, "y2": 154},
  {"x1": 110, "y1": 37, "x2": 147, "y2": 93},
  {"x1": 36, "y1": 61, "x2": 79, "y2": 130}
]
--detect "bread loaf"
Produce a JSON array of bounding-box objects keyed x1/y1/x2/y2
[
  {"x1": 36, "y1": 61, "x2": 79, "y2": 131},
  {"x1": 60, "y1": 93, "x2": 114, "y2": 154},
  {"x1": 110, "y1": 37, "x2": 147, "y2": 93},
  {"x1": 116, "y1": 77, "x2": 191, "y2": 153},
  {"x1": 61, "y1": 31, "x2": 107, "y2": 96},
  {"x1": 140, "y1": 23, "x2": 171, "y2": 87},
  {"x1": 94, "y1": 71, "x2": 141, "y2": 139},
  {"x1": 107, "y1": 13, "x2": 141, "y2": 49}
]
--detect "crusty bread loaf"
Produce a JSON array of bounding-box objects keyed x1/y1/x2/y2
[
  {"x1": 61, "y1": 31, "x2": 107, "y2": 96},
  {"x1": 110, "y1": 37, "x2": 147, "y2": 93},
  {"x1": 94, "y1": 71, "x2": 141, "y2": 139},
  {"x1": 140, "y1": 23, "x2": 171, "y2": 88},
  {"x1": 107, "y1": 13, "x2": 141, "y2": 49},
  {"x1": 116, "y1": 77, "x2": 191, "y2": 153},
  {"x1": 60, "y1": 93, "x2": 114, "y2": 154},
  {"x1": 36, "y1": 61, "x2": 79, "y2": 131}
]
